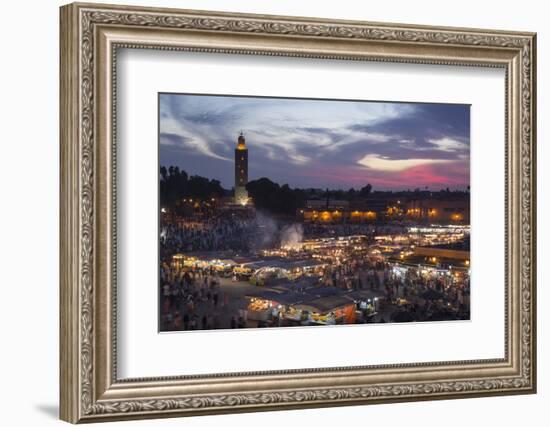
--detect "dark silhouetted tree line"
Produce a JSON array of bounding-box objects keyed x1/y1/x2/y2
[
  {"x1": 160, "y1": 166, "x2": 226, "y2": 208},
  {"x1": 160, "y1": 165, "x2": 468, "y2": 216},
  {"x1": 246, "y1": 179, "x2": 374, "y2": 216},
  {"x1": 246, "y1": 178, "x2": 309, "y2": 216}
]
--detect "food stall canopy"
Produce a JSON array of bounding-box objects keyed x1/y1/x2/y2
[
  {"x1": 344, "y1": 289, "x2": 382, "y2": 301},
  {"x1": 294, "y1": 276, "x2": 322, "y2": 287},
  {"x1": 243, "y1": 258, "x2": 325, "y2": 271},
  {"x1": 303, "y1": 286, "x2": 344, "y2": 298},
  {"x1": 294, "y1": 295, "x2": 355, "y2": 313},
  {"x1": 246, "y1": 291, "x2": 306, "y2": 306},
  {"x1": 270, "y1": 278, "x2": 321, "y2": 291}
]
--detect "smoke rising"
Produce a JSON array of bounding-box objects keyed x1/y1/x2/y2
[
  {"x1": 254, "y1": 211, "x2": 278, "y2": 248},
  {"x1": 252, "y1": 211, "x2": 304, "y2": 251},
  {"x1": 280, "y1": 223, "x2": 304, "y2": 249}
]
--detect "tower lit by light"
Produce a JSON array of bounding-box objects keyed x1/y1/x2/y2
[{"x1": 234, "y1": 132, "x2": 249, "y2": 205}]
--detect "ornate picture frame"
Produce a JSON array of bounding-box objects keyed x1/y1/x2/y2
[{"x1": 60, "y1": 2, "x2": 536, "y2": 423}]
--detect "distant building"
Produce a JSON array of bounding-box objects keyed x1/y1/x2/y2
[
  {"x1": 234, "y1": 132, "x2": 249, "y2": 205},
  {"x1": 404, "y1": 198, "x2": 470, "y2": 223},
  {"x1": 299, "y1": 198, "x2": 347, "y2": 223},
  {"x1": 297, "y1": 195, "x2": 469, "y2": 224},
  {"x1": 305, "y1": 199, "x2": 350, "y2": 210},
  {"x1": 298, "y1": 197, "x2": 380, "y2": 223},
  {"x1": 349, "y1": 198, "x2": 390, "y2": 221}
]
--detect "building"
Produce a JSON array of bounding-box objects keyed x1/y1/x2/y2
[
  {"x1": 234, "y1": 132, "x2": 249, "y2": 205},
  {"x1": 299, "y1": 198, "x2": 349, "y2": 223},
  {"x1": 297, "y1": 195, "x2": 469, "y2": 224},
  {"x1": 405, "y1": 198, "x2": 470, "y2": 223},
  {"x1": 348, "y1": 198, "x2": 389, "y2": 222},
  {"x1": 298, "y1": 197, "x2": 380, "y2": 223}
]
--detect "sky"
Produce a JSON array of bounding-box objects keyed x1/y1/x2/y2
[{"x1": 159, "y1": 93, "x2": 470, "y2": 191}]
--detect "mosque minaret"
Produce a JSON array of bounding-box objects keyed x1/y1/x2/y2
[{"x1": 234, "y1": 132, "x2": 249, "y2": 205}]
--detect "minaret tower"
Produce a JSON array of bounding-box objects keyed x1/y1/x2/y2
[{"x1": 234, "y1": 132, "x2": 249, "y2": 205}]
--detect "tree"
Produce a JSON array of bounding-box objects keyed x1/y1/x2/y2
[
  {"x1": 359, "y1": 183, "x2": 372, "y2": 198},
  {"x1": 160, "y1": 166, "x2": 224, "y2": 210},
  {"x1": 247, "y1": 178, "x2": 280, "y2": 211},
  {"x1": 247, "y1": 178, "x2": 307, "y2": 215}
]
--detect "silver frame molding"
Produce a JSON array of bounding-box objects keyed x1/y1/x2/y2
[{"x1": 60, "y1": 2, "x2": 536, "y2": 423}]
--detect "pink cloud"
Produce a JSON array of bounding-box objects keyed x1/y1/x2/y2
[{"x1": 297, "y1": 161, "x2": 469, "y2": 190}]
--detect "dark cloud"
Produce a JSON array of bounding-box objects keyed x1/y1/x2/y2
[
  {"x1": 159, "y1": 132, "x2": 193, "y2": 146},
  {"x1": 366, "y1": 103, "x2": 470, "y2": 145},
  {"x1": 159, "y1": 94, "x2": 470, "y2": 190}
]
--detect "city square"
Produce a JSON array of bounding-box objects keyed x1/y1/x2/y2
[{"x1": 159, "y1": 95, "x2": 471, "y2": 332}]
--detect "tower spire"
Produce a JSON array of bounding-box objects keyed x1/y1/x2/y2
[
  {"x1": 237, "y1": 131, "x2": 246, "y2": 150},
  {"x1": 234, "y1": 133, "x2": 249, "y2": 205}
]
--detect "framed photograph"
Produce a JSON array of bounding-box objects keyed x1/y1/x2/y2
[{"x1": 60, "y1": 2, "x2": 537, "y2": 423}]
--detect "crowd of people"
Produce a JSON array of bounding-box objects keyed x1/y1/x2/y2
[
  {"x1": 160, "y1": 216, "x2": 256, "y2": 256},
  {"x1": 160, "y1": 255, "x2": 470, "y2": 330},
  {"x1": 316, "y1": 257, "x2": 469, "y2": 320},
  {"x1": 160, "y1": 263, "x2": 251, "y2": 331},
  {"x1": 159, "y1": 212, "x2": 470, "y2": 330}
]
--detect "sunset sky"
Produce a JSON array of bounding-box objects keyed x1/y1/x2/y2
[{"x1": 159, "y1": 93, "x2": 470, "y2": 191}]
